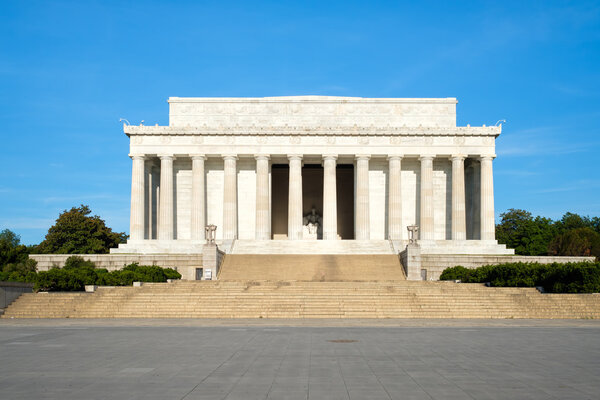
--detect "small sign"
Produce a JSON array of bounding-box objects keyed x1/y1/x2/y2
[{"x1": 204, "y1": 269, "x2": 212, "y2": 280}]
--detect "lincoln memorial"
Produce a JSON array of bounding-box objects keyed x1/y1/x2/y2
[{"x1": 112, "y1": 95, "x2": 513, "y2": 267}]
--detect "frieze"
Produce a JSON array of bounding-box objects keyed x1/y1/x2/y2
[{"x1": 125, "y1": 125, "x2": 501, "y2": 137}]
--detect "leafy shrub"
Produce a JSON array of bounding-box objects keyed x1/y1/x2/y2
[
  {"x1": 439, "y1": 262, "x2": 600, "y2": 293},
  {"x1": 163, "y1": 268, "x2": 180, "y2": 280},
  {"x1": 63, "y1": 256, "x2": 96, "y2": 271},
  {"x1": 439, "y1": 266, "x2": 471, "y2": 281},
  {"x1": 30, "y1": 258, "x2": 181, "y2": 291}
]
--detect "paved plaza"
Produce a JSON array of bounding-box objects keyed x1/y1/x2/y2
[{"x1": 1, "y1": 319, "x2": 599, "y2": 399}]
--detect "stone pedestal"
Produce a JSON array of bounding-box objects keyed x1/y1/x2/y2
[
  {"x1": 202, "y1": 243, "x2": 221, "y2": 279},
  {"x1": 405, "y1": 243, "x2": 423, "y2": 281}
]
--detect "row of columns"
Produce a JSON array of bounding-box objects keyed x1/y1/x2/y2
[{"x1": 129, "y1": 154, "x2": 496, "y2": 242}]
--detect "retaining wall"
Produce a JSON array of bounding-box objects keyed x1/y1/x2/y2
[
  {"x1": 30, "y1": 254, "x2": 203, "y2": 272},
  {"x1": 1, "y1": 281, "x2": 34, "y2": 311},
  {"x1": 421, "y1": 255, "x2": 595, "y2": 280}
]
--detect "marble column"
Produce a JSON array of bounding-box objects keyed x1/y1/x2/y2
[
  {"x1": 223, "y1": 155, "x2": 238, "y2": 240},
  {"x1": 355, "y1": 155, "x2": 370, "y2": 240},
  {"x1": 288, "y1": 155, "x2": 303, "y2": 240},
  {"x1": 480, "y1": 155, "x2": 496, "y2": 241},
  {"x1": 255, "y1": 155, "x2": 271, "y2": 240},
  {"x1": 387, "y1": 155, "x2": 403, "y2": 241},
  {"x1": 190, "y1": 155, "x2": 206, "y2": 241},
  {"x1": 451, "y1": 155, "x2": 466, "y2": 241},
  {"x1": 146, "y1": 163, "x2": 155, "y2": 240},
  {"x1": 158, "y1": 155, "x2": 174, "y2": 240},
  {"x1": 129, "y1": 155, "x2": 145, "y2": 241},
  {"x1": 419, "y1": 155, "x2": 434, "y2": 241},
  {"x1": 322, "y1": 155, "x2": 338, "y2": 240}
]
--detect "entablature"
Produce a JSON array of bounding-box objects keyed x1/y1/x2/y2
[{"x1": 124, "y1": 125, "x2": 501, "y2": 137}]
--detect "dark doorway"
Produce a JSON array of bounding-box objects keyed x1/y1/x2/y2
[
  {"x1": 271, "y1": 164, "x2": 289, "y2": 239},
  {"x1": 337, "y1": 164, "x2": 354, "y2": 239},
  {"x1": 270, "y1": 163, "x2": 355, "y2": 239}
]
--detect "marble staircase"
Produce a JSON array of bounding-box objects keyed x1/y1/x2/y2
[
  {"x1": 3, "y1": 280, "x2": 600, "y2": 319},
  {"x1": 230, "y1": 240, "x2": 396, "y2": 255},
  {"x1": 218, "y1": 254, "x2": 406, "y2": 281}
]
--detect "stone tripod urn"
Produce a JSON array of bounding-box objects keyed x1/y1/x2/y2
[
  {"x1": 205, "y1": 224, "x2": 217, "y2": 244},
  {"x1": 407, "y1": 225, "x2": 419, "y2": 244}
]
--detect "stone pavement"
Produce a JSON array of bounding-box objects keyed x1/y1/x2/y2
[{"x1": 1, "y1": 319, "x2": 599, "y2": 399}]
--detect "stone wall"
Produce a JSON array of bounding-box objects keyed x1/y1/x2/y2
[
  {"x1": 168, "y1": 97, "x2": 458, "y2": 128},
  {"x1": 30, "y1": 254, "x2": 203, "y2": 273},
  {"x1": 1, "y1": 282, "x2": 33, "y2": 311},
  {"x1": 420, "y1": 254, "x2": 595, "y2": 280}
]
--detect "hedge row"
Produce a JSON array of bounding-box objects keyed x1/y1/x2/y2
[
  {"x1": 0, "y1": 256, "x2": 181, "y2": 292},
  {"x1": 439, "y1": 262, "x2": 600, "y2": 293}
]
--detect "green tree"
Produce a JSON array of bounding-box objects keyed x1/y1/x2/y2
[
  {"x1": 555, "y1": 212, "x2": 590, "y2": 232},
  {"x1": 0, "y1": 229, "x2": 31, "y2": 266},
  {"x1": 548, "y1": 227, "x2": 600, "y2": 258},
  {"x1": 0, "y1": 229, "x2": 37, "y2": 282},
  {"x1": 495, "y1": 209, "x2": 557, "y2": 256},
  {"x1": 554, "y1": 212, "x2": 600, "y2": 235},
  {"x1": 36, "y1": 205, "x2": 127, "y2": 254}
]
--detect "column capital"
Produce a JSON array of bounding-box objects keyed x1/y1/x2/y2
[
  {"x1": 222, "y1": 154, "x2": 238, "y2": 161},
  {"x1": 387, "y1": 155, "x2": 404, "y2": 161},
  {"x1": 418, "y1": 154, "x2": 435, "y2": 161},
  {"x1": 158, "y1": 154, "x2": 174, "y2": 161},
  {"x1": 450, "y1": 154, "x2": 467, "y2": 162},
  {"x1": 254, "y1": 154, "x2": 270, "y2": 161},
  {"x1": 287, "y1": 154, "x2": 303, "y2": 161},
  {"x1": 355, "y1": 154, "x2": 371, "y2": 161},
  {"x1": 322, "y1": 154, "x2": 338, "y2": 161},
  {"x1": 479, "y1": 154, "x2": 496, "y2": 161},
  {"x1": 129, "y1": 154, "x2": 146, "y2": 160},
  {"x1": 190, "y1": 154, "x2": 206, "y2": 161}
]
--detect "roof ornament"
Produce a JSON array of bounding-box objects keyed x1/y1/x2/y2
[
  {"x1": 495, "y1": 119, "x2": 507, "y2": 127},
  {"x1": 119, "y1": 118, "x2": 130, "y2": 126}
]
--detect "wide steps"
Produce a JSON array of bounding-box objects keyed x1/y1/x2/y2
[
  {"x1": 230, "y1": 240, "x2": 395, "y2": 255},
  {"x1": 218, "y1": 255, "x2": 406, "y2": 281},
  {"x1": 3, "y1": 280, "x2": 600, "y2": 319}
]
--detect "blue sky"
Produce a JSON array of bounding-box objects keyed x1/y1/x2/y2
[{"x1": 1, "y1": 0, "x2": 599, "y2": 245}]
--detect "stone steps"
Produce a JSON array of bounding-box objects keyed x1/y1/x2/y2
[
  {"x1": 218, "y1": 254, "x2": 406, "y2": 281},
  {"x1": 230, "y1": 240, "x2": 395, "y2": 254},
  {"x1": 3, "y1": 280, "x2": 599, "y2": 319}
]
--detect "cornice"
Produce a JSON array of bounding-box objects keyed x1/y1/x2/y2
[
  {"x1": 124, "y1": 125, "x2": 501, "y2": 137},
  {"x1": 167, "y1": 96, "x2": 458, "y2": 104}
]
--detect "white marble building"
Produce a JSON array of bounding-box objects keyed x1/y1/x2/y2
[{"x1": 113, "y1": 96, "x2": 513, "y2": 257}]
